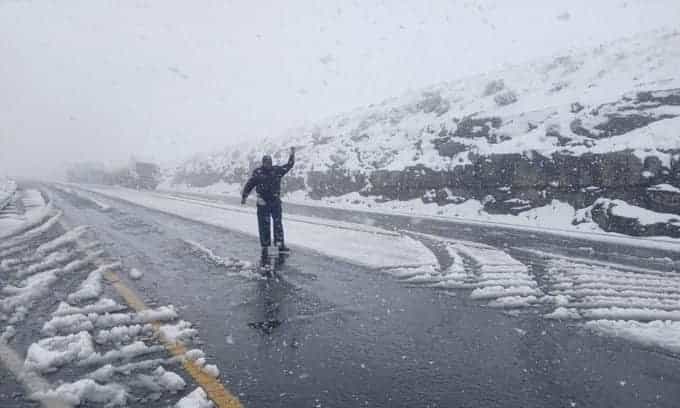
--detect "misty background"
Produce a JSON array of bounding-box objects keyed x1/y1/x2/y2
[{"x1": 1, "y1": 0, "x2": 679, "y2": 179}]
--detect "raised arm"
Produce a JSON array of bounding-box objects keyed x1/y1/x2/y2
[{"x1": 280, "y1": 147, "x2": 296, "y2": 175}]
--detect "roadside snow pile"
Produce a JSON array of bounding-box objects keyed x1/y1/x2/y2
[
  {"x1": 176, "y1": 387, "x2": 214, "y2": 408},
  {"x1": 543, "y1": 257, "x2": 680, "y2": 321},
  {"x1": 37, "y1": 225, "x2": 91, "y2": 255},
  {"x1": 0, "y1": 188, "x2": 55, "y2": 240},
  {"x1": 595, "y1": 198, "x2": 680, "y2": 226},
  {"x1": 444, "y1": 239, "x2": 540, "y2": 308},
  {"x1": 389, "y1": 235, "x2": 540, "y2": 308},
  {"x1": 0, "y1": 178, "x2": 17, "y2": 210},
  {"x1": 158, "y1": 180, "x2": 241, "y2": 198},
  {"x1": 21, "y1": 188, "x2": 47, "y2": 211},
  {"x1": 67, "y1": 262, "x2": 120, "y2": 304},
  {"x1": 539, "y1": 254, "x2": 680, "y2": 354},
  {"x1": 585, "y1": 320, "x2": 680, "y2": 354},
  {"x1": 32, "y1": 379, "x2": 128, "y2": 408},
  {"x1": 138, "y1": 366, "x2": 186, "y2": 393},
  {"x1": 1, "y1": 217, "x2": 226, "y2": 407},
  {"x1": 54, "y1": 298, "x2": 126, "y2": 317},
  {"x1": 545, "y1": 307, "x2": 582, "y2": 320},
  {"x1": 648, "y1": 184, "x2": 680, "y2": 194},
  {"x1": 182, "y1": 239, "x2": 256, "y2": 278},
  {"x1": 0, "y1": 224, "x2": 100, "y2": 338},
  {"x1": 160, "y1": 320, "x2": 198, "y2": 344},
  {"x1": 95, "y1": 324, "x2": 153, "y2": 345},
  {"x1": 305, "y1": 193, "x2": 589, "y2": 232},
  {"x1": 41, "y1": 306, "x2": 178, "y2": 337},
  {"x1": 52, "y1": 184, "x2": 112, "y2": 211},
  {"x1": 24, "y1": 331, "x2": 96, "y2": 373},
  {"x1": 581, "y1": 198, "x2": 680, "y2": 238},
  {"x1": 27, "y1": 290, "x2": 220, "y2": 406},
  {"x1": 129, "y1": 268, "x2": 143, "y2": 280}
]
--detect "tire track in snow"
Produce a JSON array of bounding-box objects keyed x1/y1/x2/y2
[
  {"x1": 517, "y1": 248, "x2": 680, "y2": 356},
  {"x1": 389, "y1": 231, "x2": 541, "y2": 308}
]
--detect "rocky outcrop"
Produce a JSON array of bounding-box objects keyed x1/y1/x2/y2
[
  {"x1": 306, "y1": 169, "x2": 365, "y2": 199},
  {"x1": 570, "y1": 89, "x2": 679, "y2": 139},
  {"x1": 586, "y1": 199, "x2": 680, "y2": 238}
]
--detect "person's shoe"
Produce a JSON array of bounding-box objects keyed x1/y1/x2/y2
[{"x1": 278, "y1": 244, "x2": 291, "y2": 253}]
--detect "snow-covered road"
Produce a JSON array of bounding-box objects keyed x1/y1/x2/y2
[
  {"x1": 1, "y1": 188, "x2": 230, "y2": 408},
  {"x1": 77, "y1": 185, "x2": 436, "y2": 269},
  {"x1": 2, "y1": 183, "x2": 680, "y2": 407}
]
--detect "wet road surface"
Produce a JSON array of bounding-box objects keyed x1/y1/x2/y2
[{"x1": 2, "y1": 185, "x2": 680, "y2": 408}]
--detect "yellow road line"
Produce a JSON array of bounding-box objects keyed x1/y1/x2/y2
[
  {"x1": 103, "y1": 270, "x2": 244, "y2": 408},
  {"x1": 57, "y1": 209, "x2": 243, "y2": 407}
]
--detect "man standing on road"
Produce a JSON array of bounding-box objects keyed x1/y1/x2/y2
[{"x1": 241, "y1": 147, "x2": 295, "y2": 256}]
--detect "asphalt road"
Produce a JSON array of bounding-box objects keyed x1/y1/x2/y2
[{"x1": 3, "y1": 185, "x2": 680, "y2": 408}]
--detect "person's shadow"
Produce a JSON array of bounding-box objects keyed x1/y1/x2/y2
[{"x1": 248, "y1": 252, "x2": 290, "y2": 335}]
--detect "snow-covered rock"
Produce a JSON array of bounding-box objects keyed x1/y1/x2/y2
[{"x1": 583, "y1": 198, "x2": 680, "y2": 237}]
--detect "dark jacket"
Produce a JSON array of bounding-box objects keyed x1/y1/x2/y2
[{"x1": 241, "y1": 153, "x2": 295, "y2": 202}]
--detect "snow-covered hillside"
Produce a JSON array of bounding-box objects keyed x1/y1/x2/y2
[{"x1": 167, "y1": 29, "x2": 680, "y2": 237}]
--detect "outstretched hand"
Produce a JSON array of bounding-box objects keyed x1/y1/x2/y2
[{"x1": 290, "y1": 146, "x2": 296, "y2": 155}]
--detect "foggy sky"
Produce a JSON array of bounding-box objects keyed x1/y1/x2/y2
[{"x1": 1, "y1": 0, "x2": 679, "y2": 179}]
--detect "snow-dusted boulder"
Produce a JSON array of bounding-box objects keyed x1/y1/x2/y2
[{"x1": 587, "y1": 198, "x2": 680, "y2": 237}]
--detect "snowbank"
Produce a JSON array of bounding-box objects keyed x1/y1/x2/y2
[
  {"x1": 79, "y1": 186, "x2": 437, "y2": 269},
  {"x1": 32, "y1": 379, "x2": 127, "y2": 407},
  {"x1": 0, "y1": 189, "x2": 54, "y2": 240},
  {"x1": 649, "y1": 184, "x2": 680, "y2": 194},
  {"x1": 24, "y1": 331, "x2": 95, "y2": 373},
  {"x1": 175, "y1": 387, "x2": 214, "y2": 408},
  {"x1": 0, "y1": 178, "x2": 17, "y2": 210},
  {"x1": 599, "y1": 199, "x2": 680, "y2": 226},
  {"x1": 586, "y1": 320, "x2": 680, "y2": 354}
]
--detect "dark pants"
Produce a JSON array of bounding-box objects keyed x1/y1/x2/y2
[{"x1": 256, "y1": 198, "x2": 284, "y2": 247}]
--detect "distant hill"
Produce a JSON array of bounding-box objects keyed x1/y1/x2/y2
[{"x1": 166, "y1": 29, "x2": 680, "y2": 237}]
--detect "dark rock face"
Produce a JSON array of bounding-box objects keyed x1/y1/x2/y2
[
  {"x1": 483, "y1": 79, "x2": 505, "y2": 96},
  {"x1": 570, "y1": 114, "x2": 672, "y2": 139},
  {"x1": 570, "y1": 89, "x2": 680, "y2": 139},
  {"x1": 421, "y1": 188, "x2": 467, "y2": 206},
  {"x1": 493, "y1": 90, "x2": 518, "y2": 106},
  {"x1": 369, "y1": 166, "x2": 449, "y2": 200},
  {"x1": 637, "y1": 89, "x2": 680, "y2": 106},
  {"x1": 646, "y1": 189, "x2": 680, "y2": 214},
  {"x1": 417, "y1": 91, "x2": 450, "y2": 116},
  {"x1": 282, "y1": 176, "x2": 306, "y2": 195},
  {"x1": 589, "y1": 199, "x2": 680, "y2": 238},
  {"x1": 306, "y1": 169, "x2": 366, "y2": 199},
  {"x1": 433, "y1": 116, "x2": 504, "y2": 156},
  {"x1": 362, "y1": 150, "x2": 678, "y2": 215}
]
